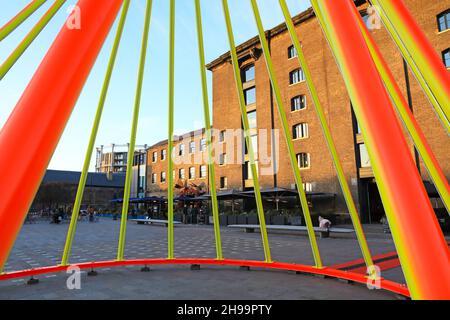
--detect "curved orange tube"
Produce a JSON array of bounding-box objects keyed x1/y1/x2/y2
[
  {"x1": 0, "y1": 0, "x2": 123, "y2": 271},
  {"x1": 316, "y1": 0, "x2": 450, "y2": 299},
  {"x1": 0, "y1": 258, "x2": 411, "y2": 298}
]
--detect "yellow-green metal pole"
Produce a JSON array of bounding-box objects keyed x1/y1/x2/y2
[
  {"x1": 250, "y1": 0, "x2": 321, "y2": 268},
  {"x1": 117, "y1": 0, "x2": 153, "y2": 261},
  {"x1": 278, "y1": 0, "x2": 373, "y2": 269},
  {"x1": 221, "y1": 0, "x2": 272, "y2": 263},
  {"x1": 369, "y1": 0, "x2": 449, "y2": 133},
  {"x1": 167, "y1": 0, "x2": 176, "y2": 260},
  {"x1": 357, "y1": 16, "x2": 450, "y2": 215},
  {"x1": 60, "y1": 0, "x2": 130, "y2": 266},
  {"x1": 0, "y1": 0, "x2": 47, "y2": 41},
  {"x1": 194, "y1": 0, "x2": 223, "y2": 260},
  {"x1": 0, "y1": 0, "x2": 66, "y2": 80}
]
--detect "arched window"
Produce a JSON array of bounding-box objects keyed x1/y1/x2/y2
[
  {"x1": 293, "y1": 123, "x2": 309, "y2": 140},
  {"x1": 291, "y1": 95, "x2": 306, "y2": 111},
  {"x1": 289, "y1": 68, "x2": 305, "y2": 85},
  {"x1": 288, "y1": 45, "x2": 297, "y2": 59}
]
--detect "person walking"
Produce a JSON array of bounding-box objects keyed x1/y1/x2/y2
[{"x1": 182, "y1": 204, "x2": 188, "y2": 224}]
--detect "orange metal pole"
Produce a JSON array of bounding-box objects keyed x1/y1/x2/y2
[
  {"x1": 0, "y1": 0, "x2": 123, "y2": 272},
  {"x1": 313, "y1": 0, "x2": 450, "y2": 299},
  {"x1": 370, "y1": 0, "x2": 450, "y2": 129}
]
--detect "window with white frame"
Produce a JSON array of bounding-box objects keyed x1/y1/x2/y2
[
  {"x1": 179, "y1": 168, "x2": 185, "y2": 180},
  {"x1": 245, "y1": 135, "x2": 258, "y2": 158},
  {"x1": 219, "y1": 153, "x2": 227, "y2": 166},
  {"x1": 152, "y1": 151, "x2": 157, "y2": 162},
  {"x1": 189, "y1": 141, "x2": 195, "y2": 154},
  {"x1": 289, "y1": 68, "x2": 305, "y2": 84},
  {"x1": 244, "y1": 160, "x2": 259, "y2": 180},
  {"x1": 220, "y1": 177, "x2": 228, "y2": 189},
  {"x1": 189, "y1": 167, "x2": 195, "y2": 179},
  {"x1": 359, "y1": 144, "x2": 371, "y2": 168},
  {"x1": 293, "y1": 123, "x2": 309, "y2": 140},
  {"x1": 219, "y1": 130, "x2": 226, "y2": 143},
  {"x1": 296, "y1": 153, "x2": 310, "y2": 169},
  {"x1": 248, "y1": 110, "x2": 257, "y2": 129},
  {"x1": 189, "y1": 167, "x2": 195, "y2": 180},
  {"x1": 288, "y1": 45, "x2": 297, "y2": 59},
  {"x1": 160, "y1": 171, "x2": 166, "y2": 183},
  {"x1": 179, "y1": 144, "x2": 185, "y2": 156},
  {"x1": 151, "y1": 173, "x2": 157, "y2": 184},
  {"x1": 200, "y1": 138, "x2": 206, "y2": 151},
  {"x1": 200, "y1": 165, "x2": 207, "y2": 178},
  {"x1": 291, "y1": 95, "x2": 306, "y2": 111},
  {"x1": 161, "y1": 149, "x2": 166, "y2": 160},
  {"x1": 303, "y1": 182, "x2": 313, "y2": 192}
]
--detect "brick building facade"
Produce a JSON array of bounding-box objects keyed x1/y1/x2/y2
[
  {"x1": 145, "y1": 0, "x2": 449, "y2": 223},
  {"x1": 145, "y1": 129, "x2": 210, "y2": 197}
]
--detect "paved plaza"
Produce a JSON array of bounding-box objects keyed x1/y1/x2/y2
[{"x1": 0, "y1": 218, "x2": 410, "y2": 300}]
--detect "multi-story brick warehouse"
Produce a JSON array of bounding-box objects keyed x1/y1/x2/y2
[
  {"x1": 145, "y1": 0, "x2": 449, "y2": 223},
  {"x1": 203, "y1": 0, "x2": 449, "y2": 223},
  {"x1": 145, "y1": 129, "x2": 210, "y2": 197}
]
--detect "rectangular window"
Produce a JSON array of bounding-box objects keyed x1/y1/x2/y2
[
  {"x1": 152, "y1": 151, "x2": 157, "y2": 162},
  {"x1": 219, "y1": 130, "x2": 226, "y2": 143},
  {"x1": 289, "y1": 68, "x2": 305, "y2": 85},
  {"x1": 160, "y1": 172, "x2": 166, "y2": 183},
  {"x1": 245, "y1": 135, "x2": 258, "y2": 157},
  {"x1": 219, "y1": 153, "x2": 227, "y2": 166},
  {"x1": 437, "y1": 10, "x2": 450, "y2": 32},
  {"x1": 151, "y1": 173, "x2": 157, "y2": 184},
  {"x1": 296, "y1": 153, "x2": 310, "y2": 169},
  {"x1": 189, "y1": 141, "x2": 195, "y2": 154},
  {"x1": 293, "y1": 123, "x2": 309, "y2": 139},
  {"x1": 242, "y1": 64, "x2": 255, "y2": 82},
  {"x1": 244, "y1": 87, "x2": 256, "y2": 105},
  {"x1": 291, "y1": 95, "x2": 306, "y2": 111},
  {"x1": 200, "y1": 165, "x2": 207, "y2": 178},
  {"x1": 288, "y1": 45, "x2": 297, "y2": 59},
  {"x1": 179, "y1": 168, "x2": 185, "y2": 180},
  {"x1": 303, "y1": 182, "x2": 312, "y2": 192},
  {"x1": 244, "y1": 161, "x2": 259, "y2": 180},
  {"x1": 220, "y1": 177, "x2": 228, "y2": 189},
  {"x1": 355, "y1": 118, "x2": 362, "y2": 134},
  {"x1": 161, "y1": 149, "x2": 166, "y2": 160},
  {"x1": 189, "y1": 167, "x2": 195, "y2": 179},
  {"x1": 179, "y1": 144, "x2": 185, "y2": 156},
  {"x1": 251, "y1": 135, "x2": 258, "y2": 157},
  {"x1": 443, "y1": 49, "x2": 450, "y2": 68},
  {"x1": 248, "y1": 110, "x2": 257, "y2": 129},
  {"x1": 359, "y1": 144, "x2": 371, "y2": 168},
  {"x1": 200, "y1": 138, "x2": 206, "y2": 151}
]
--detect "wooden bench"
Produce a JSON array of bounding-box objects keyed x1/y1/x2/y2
[
  {"x1": 131, "y1": 218, "x2": 181, "y2": 227},
  {"x1": 228, "y1": 224, "x2": 355, "y2": 238}
]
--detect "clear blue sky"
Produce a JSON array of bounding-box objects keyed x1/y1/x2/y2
[{"x1": 0, "y1": 0, "x2": 310, "y2": 171}]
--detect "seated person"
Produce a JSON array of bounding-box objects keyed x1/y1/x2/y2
[{"x1": 318, "y1": 216, "x2": 331, "y2": 229}]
